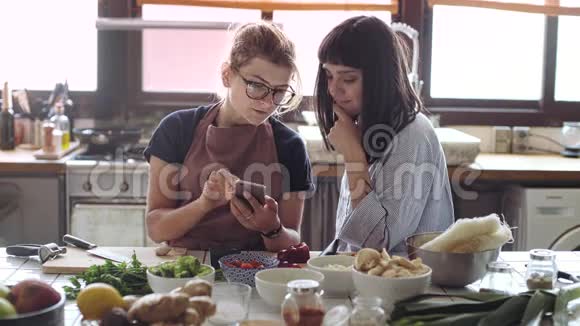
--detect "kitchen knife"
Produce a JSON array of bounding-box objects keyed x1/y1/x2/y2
[{"x1": 62, "y1": 234, "x2": 131, "y2": 263}]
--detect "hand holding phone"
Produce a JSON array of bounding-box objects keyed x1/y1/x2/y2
[{"x1": 235, "y1": 180, "x2": 266, "y2": 209}]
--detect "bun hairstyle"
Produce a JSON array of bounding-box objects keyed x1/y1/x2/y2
[{"x1": 226, "y1": 21, "x2": 303, "y2": 112}]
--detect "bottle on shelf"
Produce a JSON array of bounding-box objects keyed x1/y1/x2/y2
[
  {"x1": 0, "y1": 81, "x2": 15, "y2": 150},
  {"x1": 49, "y1": 101, "x2": 70, "y2": 150}
]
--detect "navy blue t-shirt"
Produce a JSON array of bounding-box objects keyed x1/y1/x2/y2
[{"x1": 144, "y1": 106, "x2": 314, "y2": 193}]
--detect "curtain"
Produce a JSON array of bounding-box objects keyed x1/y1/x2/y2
[
  {"x1": 300, "y1": 175, "x2": 341, "y2": 251},
  {"x1": 428, "y1": 0, "x2": 580, "y2": 16}
]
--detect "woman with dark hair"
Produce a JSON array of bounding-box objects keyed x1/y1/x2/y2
[{"x1": 314, "y1": 16, "x2": 454, "y2": 254}]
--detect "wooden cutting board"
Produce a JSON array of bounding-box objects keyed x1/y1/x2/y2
[{"x1": 42, "y1": 246, "x2": 207, "y2": 274}]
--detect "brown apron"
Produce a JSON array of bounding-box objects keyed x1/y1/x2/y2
[{"x1": 168, "y1": 105, "x2": 283, "y2": 250}]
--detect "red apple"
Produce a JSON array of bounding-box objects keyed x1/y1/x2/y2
[{"x1": 9, "y1": 279, "x2": 61, "y2": 314}]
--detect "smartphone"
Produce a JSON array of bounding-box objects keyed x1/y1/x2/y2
[{"x1": 234, "y1": 180, "x2": 266, "y2": 208}]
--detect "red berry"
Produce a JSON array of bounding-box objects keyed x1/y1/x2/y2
[{"x1": 240, "y1": 263, "x2": 254, "y2": 269}]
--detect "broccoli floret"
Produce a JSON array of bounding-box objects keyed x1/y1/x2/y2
[
  {"x1": 159, "y1": 262, "x2": 175, "y2": 278},
  {"x1": 151, "y1": 256, "x2": 204, "y2": 279}
]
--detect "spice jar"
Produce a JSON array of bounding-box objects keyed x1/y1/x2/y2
[
  {"x1": 479, "y1": 262, "x2": 514, "y2": 295},
  {"x1": 282, "y1": 280, "x2": 325, "y2": 326},
  {"x1": 526, "y1": 249, "x2": 557, "y2": 290},
  {"x1": 349, "y1": 296, "x2": 386, "y2": 326},
  {"x1": 42, "y1": 121, "x2": 55, "y2": 152}
]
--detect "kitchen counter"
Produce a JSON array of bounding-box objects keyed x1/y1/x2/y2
[
  {"x1": 0, "y1": 147, "x2": 82, "y2": 175},
  {"x1": 1, "y1": 248, "x2": 579, "y2": 326},
  {"x1": 311, "y1": 153, "x2": 580, "y2": 183}
]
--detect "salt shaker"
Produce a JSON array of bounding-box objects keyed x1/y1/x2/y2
[
  {"x1": 479, "y1": 262, "x2": 514, "y2": 295},
  {"x1": 349, "y1": 296, "x2": 386, "y2": 326},
  {"x1": 526, "y1": 249, "x2": 557, "y2": 290}
]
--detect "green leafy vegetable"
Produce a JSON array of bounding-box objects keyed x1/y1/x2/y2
[
  {"x1": 391, "y1": 290, "x2": 559, "y2": 326},
  {"x1": 148, "y1": 256, "x2": 210, "y2": 279},
  {"x1": 63, "y1": 251, "x2": 151, "y2": 300}
]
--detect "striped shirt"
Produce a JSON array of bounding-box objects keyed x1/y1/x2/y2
[{"x1": 335, "y1": 113, "x2": 454, "y2": 255}]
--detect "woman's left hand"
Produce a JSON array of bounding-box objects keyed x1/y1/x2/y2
[
  {"x1": 230, "y1": 192, "x2": 281, "y2": 234},
  {"x1": 328, "y1": 105, "x2": 365, "y2": 161}
]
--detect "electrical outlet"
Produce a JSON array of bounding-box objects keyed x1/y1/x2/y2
[
  {"x1": 492, "y1": 126, "x2": 512, "y2": 153},
  {"x1": 512, "y1": 126, "x2": 530, "y2": 153}
]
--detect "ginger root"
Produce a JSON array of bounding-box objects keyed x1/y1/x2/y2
[
  {"x1": 182, "y1": 307, "x2": 203, "y2": 326},
  {"x1": 127, "y1": 293, "x2": 189, "y2": 323},
  {"x1": 181, "y1": 279, "x2": 212, "y2": 297},
  {"x1": 122, "y1": 295, "x2": 139, "y2": 311},
  {"x1": 188, "y1": 296, "x2": 216, "y2": 318}
]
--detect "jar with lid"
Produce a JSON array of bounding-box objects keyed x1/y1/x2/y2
[
  {"x1": 479, "y1": 262, "x2": 514, "y2": 295},
  {"x1": 282, "y1": 280, "x2": 325, "y2": 326},
  {"x1": 349, "y1": 296, "x2": 386, "y2": 326},
  {"x1": 526, "y1": 249, "x2": 557, "y2": 290}
]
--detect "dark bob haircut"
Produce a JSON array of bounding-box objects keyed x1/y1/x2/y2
[{"x1": 314, "y1": 16, "x2": 422, "y2": 164}]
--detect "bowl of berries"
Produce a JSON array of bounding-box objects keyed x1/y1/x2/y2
[{"x1": 218, "y1": 252, "x2": 279, "y2": 287}]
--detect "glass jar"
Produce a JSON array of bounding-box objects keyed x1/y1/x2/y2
[
  {"x1": 349, "y1": 296, "x2": 386, "y2": 326},
  {"x1": 526, "y1": 249, "x2": 557, "y2": 290},
  {"x1": 479, "y1": 262, "x2": 514, "y2": 295},
  {"x1": 282, "y1": 280, "x2": 325, "y2": 326},
  {"x1": 561, "y1": 121, "x2": 580, "y2": 149}
]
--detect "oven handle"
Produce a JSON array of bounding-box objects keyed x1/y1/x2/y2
[{"x1": 70, "y1": 197, "x2": 146, "y2": 205}]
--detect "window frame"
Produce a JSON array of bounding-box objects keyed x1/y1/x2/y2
[
  {"x1": 416, "y1": 4, "x2": 580, "y2": 126},
  {"x1": 115, "y1": 0, "x2": 580, "y2": 126}
]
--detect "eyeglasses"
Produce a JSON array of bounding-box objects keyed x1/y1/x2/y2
[{"x1": 238, "y1": 73, "x2": 295, "y2": 106}]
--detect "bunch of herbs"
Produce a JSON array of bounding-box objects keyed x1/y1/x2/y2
[{"x1": 63, "y1": 251, "x2": 151, "y2": 299}]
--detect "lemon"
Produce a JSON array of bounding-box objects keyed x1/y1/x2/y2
[{"x1": 76, "y1": 283, "x2": 125, "y2": 320}]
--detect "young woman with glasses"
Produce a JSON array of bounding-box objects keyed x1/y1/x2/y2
[{"x1": 144, "y1": 22, "x2": 313, "y2": 252}]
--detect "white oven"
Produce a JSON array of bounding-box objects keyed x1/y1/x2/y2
[{"x1": 66, "y1": 160, "x2": 155, "y2": 247}]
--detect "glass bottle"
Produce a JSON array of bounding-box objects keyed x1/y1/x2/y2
[
  {"x1": 349, "y1": 296, "x2": 386, "y2": 326},
  {"x1": 479, "y1": 262, "x2": 514, "y2": 295},
  {"x1": 526, "y1": 249, "x2": 557, "y2": 290},
  {"x1": 49, "y1": 102, "x2": 70, "y2": 150},
  {"x1": 282, "y1": 280, "x2": 325, "y2": 326},
  {"x1": 0, "y1": 81, "x2": 15, "y2": 150}
]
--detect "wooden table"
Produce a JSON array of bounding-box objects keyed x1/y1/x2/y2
[{"x1": 1, "y1": 249, "x2": 579, "y2": 326}]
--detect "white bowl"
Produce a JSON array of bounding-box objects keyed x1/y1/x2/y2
[
  {"x1": 147, "y1": 264, "x2": 215, "y2": 293},
  {"x1": 352, "y1": 266, "x2": 431, "y2": 305},
  {"x1": 307, "y1": 255, "x2": 355, "y2": 296},
  {"x1": 255, "y1": 268, "x2": 325, "y2": 307}
]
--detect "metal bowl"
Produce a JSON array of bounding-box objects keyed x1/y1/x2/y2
[
  {"x1": 406, "y1": 232, "x2": 500, "y2": 288},
  {"x1": 0, "y1": 289, "x2": 65, "y2": 326}
]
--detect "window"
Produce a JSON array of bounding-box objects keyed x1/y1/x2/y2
[
  {"x1": 273, "y1": 11, "x2": 391, "y2": 95},
  {"x1": 0, "y1": 0, "x2": 98, "y2": 91},
  {"x1": 140, "y1": 5, "x2": 390, "y2": 95},
  {"x1": 141, "y1": 5, "x2": 261, "y2": 93},
  {"x1": 555, "y1": 15, "x2": 580, "y2": 102},
  {"x1": 429, "y1": 6, "x2": 545, "y2": 100}
]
